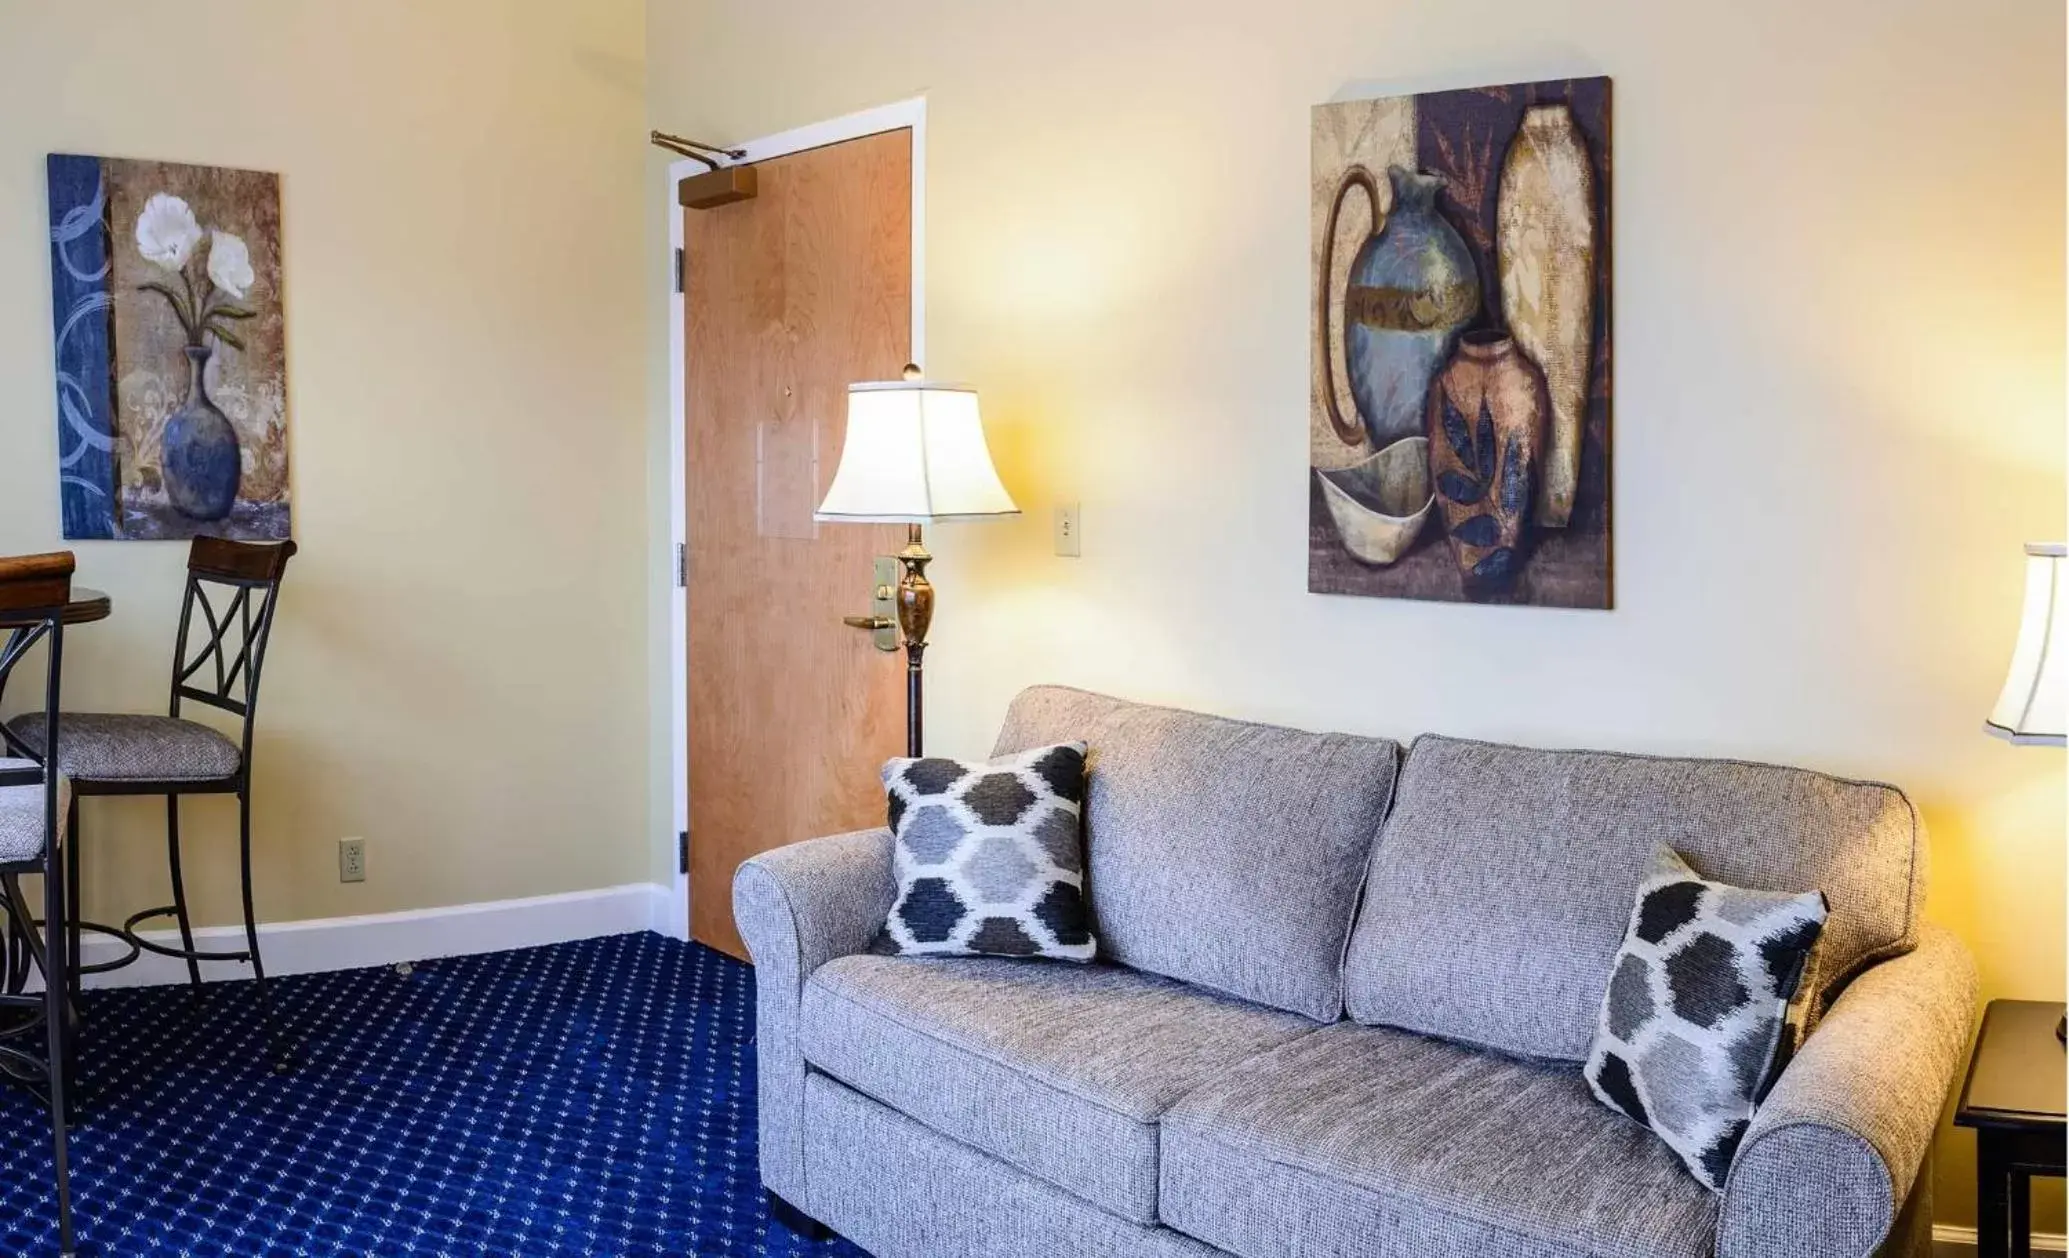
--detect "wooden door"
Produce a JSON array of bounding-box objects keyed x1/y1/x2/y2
[{"x1": 684, "y1": 130, "x2": 912, "y2": 958}]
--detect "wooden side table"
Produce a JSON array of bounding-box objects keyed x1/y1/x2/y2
[{"x1": 1956, "y1": 1000, "x2": 2067, "y2": 1258}]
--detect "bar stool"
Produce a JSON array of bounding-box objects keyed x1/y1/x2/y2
[
  {"x1": 0, "y1": 552, "x2": 85, "y2": 1257},
  {"x1": 4, "y1": 536, "x2": 296, "y2": 1071}
]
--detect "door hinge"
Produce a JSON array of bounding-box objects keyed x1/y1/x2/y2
[
  {"x1": 673, "y1": 247, "x2": 684, "y2": 294},
  {"x1": 675, "y1": 542, "x2": 687, "y2": 588},
  {"x1": 678, "y1": 829, "x2": 689, "y2": 875}
]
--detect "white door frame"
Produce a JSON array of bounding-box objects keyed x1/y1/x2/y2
[{"x1": 664, "y1": 97, "x2": 927, "y2": 941}]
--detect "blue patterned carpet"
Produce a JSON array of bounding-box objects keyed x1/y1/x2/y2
[{"x1": 0, "y1": 932, "x2": 869, "y2": 1256}]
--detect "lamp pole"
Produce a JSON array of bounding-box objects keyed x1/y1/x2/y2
[{"x1": 895, "y1": 523, "x2": 933, "y2": 757}]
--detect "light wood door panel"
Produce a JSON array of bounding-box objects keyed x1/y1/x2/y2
[{"x1": 684, "y1": 130, "x2": 911, "y2": 958}]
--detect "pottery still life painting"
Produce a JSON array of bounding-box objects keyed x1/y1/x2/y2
[
  {"x1": 46, "y1": 154, "x2": 290, "y2": 541},
  {"x1": 1309, "y1": 78, "x2": 1610, "y2": 607}
]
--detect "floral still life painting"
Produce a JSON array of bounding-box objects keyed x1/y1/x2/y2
[
  {"x1": 46, "y1": 155, "x2": 290, "y2": 540},
  {"x1": 1309, "y1": 78, "x2": 1610, "y2": 607}
]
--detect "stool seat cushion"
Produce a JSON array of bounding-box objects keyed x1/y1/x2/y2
[
  {"x1": 5, "y1": 713, "x2": 240, "y2": 784},
  {"x1": 0, "y1": 760, "x2": 66, "y2": 862}
]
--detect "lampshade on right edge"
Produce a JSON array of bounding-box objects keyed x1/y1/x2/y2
[{"x1": 1986, "y1": 542, "x2": 2067, "y2": 746}]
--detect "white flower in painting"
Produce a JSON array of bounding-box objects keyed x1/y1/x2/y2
[
  {"x1": 206, "y1": 230, "x2": 254, "y2": 300},
  {"x1": 134, "y1": 193, "x2": 202, "y2": 270}
]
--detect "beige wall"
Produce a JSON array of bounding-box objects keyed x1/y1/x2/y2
[
  {"x1": 0, "y1": 1, "x2": 653, "y2": 928},
  {"x1": 647, "y1": 0, "x2": 2066, "y2": 1233}
]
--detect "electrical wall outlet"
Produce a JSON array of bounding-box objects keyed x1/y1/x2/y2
[
  {"x1": 339, "y1": 837, "x2": 366, "y2": 883},
  {"x1": 1054, "y1": 501, "x2": 1082, "y2": 557}
]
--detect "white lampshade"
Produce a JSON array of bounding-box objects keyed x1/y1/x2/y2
[
  {"x1": 1986, "y1": 542, "x2": 2067, "y2": 746},
  {"x1": 815, "y1": 372, "x2": 1019, "y2": 523}
]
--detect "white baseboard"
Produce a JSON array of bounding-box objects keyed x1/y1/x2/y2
[
  {"x1": 651, "y1": 878, "x2": 689, "y2": 941},
  {"x1": 1935, "y1": 1224, "x2": 2069, "y2": 1255},
  {"x1": 68, "y1": 882, "x2": 675, "y2": 988}
]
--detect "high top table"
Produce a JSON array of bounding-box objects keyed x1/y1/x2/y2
[
  {"x1": 0, "y1": 586, "x2": 110, "y2": 757},
  {"x1": 0, "y1": 587, "x2": 137, "y2": 993},
  {"x1": 0, "y1": 586, "x2": 109, "y2": 630},
  {"x1": 1956, "y1": 999, "x2": 2068, "y2": 1258}
]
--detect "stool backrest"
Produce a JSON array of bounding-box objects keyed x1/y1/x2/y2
[{"x1": 169, "y1": 539, "x2": 296, "y2": 739}]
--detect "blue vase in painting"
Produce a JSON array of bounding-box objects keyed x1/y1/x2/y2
[
  {"x1": 1323, "y1": 165, "x2": 1480, "y2": 450},
  {"x1": 162, "y1": 344, "x2": 240, "y2": 522}
]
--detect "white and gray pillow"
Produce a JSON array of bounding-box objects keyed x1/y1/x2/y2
[
  {"x1": 878, "y1": 743, "x2": 1095, "y2": 962},
  {"x1": 1583, "y1": 844, "x2": 1827, "y2": 1191}
]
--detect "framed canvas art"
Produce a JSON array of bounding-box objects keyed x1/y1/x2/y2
[
  {"x1": 1309, "y1": 78, "x2": 1610, "y2": 607},
  {"x1": 47, "y1": 154, "x2": 291, "y2": 541}
]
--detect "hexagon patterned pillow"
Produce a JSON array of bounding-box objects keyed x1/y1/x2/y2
[
  {"x1": 1583, "y1": 844, "x2": 1827, "y2": 1192},
  {"x1": 877, "y1": 742, "x2": 1096, "y2": 961}
]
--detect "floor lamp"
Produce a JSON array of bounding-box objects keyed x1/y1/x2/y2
[
  {"x1": 1983, "y1": 541, "x2": 2066, "y2": 1041},
  {"x1": 816, "y1": 365, "x2": 1020, "y2": 757}
]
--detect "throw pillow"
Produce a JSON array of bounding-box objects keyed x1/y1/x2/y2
[
  {"x1": 878, "y1": 742, "x2": 1096, "y2": 961},
  {"x1": 1583, "y1": 844, "x2": 1827, "y2": 1192}
]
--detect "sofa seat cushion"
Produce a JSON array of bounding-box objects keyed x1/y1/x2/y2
[
  {"x1": 1160, "y1": 1022, "x2": 1718, "y2": 1258},
  {"x1": 804, "y1": 1073, "x2": 1227, "y2": 1258},
  {"x1": 990, "y1": 685, "x2": 1400, "y2": 1021},
  {"x1": 802, "y1": 953, "x2": 1319, "y2": 1224}
]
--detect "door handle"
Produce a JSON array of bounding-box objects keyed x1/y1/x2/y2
[{"x1": 843, "y1": 615, "x2": 893, "y2": 631}]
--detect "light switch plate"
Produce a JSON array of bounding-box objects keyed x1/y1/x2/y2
[{"x1": 1054, "y1": 502, "x2": 1082, "y2": 557}]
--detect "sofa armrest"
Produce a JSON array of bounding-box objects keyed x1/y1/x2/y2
[
  {"x1": 1718, "y1": 923, "x2": 1977, "y2": 1258},
  {"x1": 732, "y1": 827, "x2": 895, "y2": 1203}
]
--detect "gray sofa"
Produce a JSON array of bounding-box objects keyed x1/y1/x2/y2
[{"x1": 734, "y1": 686, "x2": 1977, "y2": 1258}]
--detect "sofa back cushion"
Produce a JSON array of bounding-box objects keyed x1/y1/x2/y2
[
  {"x1": 1342, "y1": 736, "x2": 1924, "y2": 1061},
  {"x1": 992, "y1": 686, "x2": 1399, "y2": 1022}
]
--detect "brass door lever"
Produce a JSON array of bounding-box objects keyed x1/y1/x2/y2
[{"x1": 843, "y1": 615, "x2": 894, "y2": 630}]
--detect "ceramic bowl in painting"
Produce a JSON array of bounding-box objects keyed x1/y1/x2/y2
[{"x1": 1316, "y1": 437, "x2": 1435, "y2": 566}]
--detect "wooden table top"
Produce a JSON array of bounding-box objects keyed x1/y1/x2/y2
[
  {"x1": 1956, "y1": 999, "x2": 2068, "y2": 1133},
  {"x1": 0, "y1": 586, "x2": 109, "y2": 630}
]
